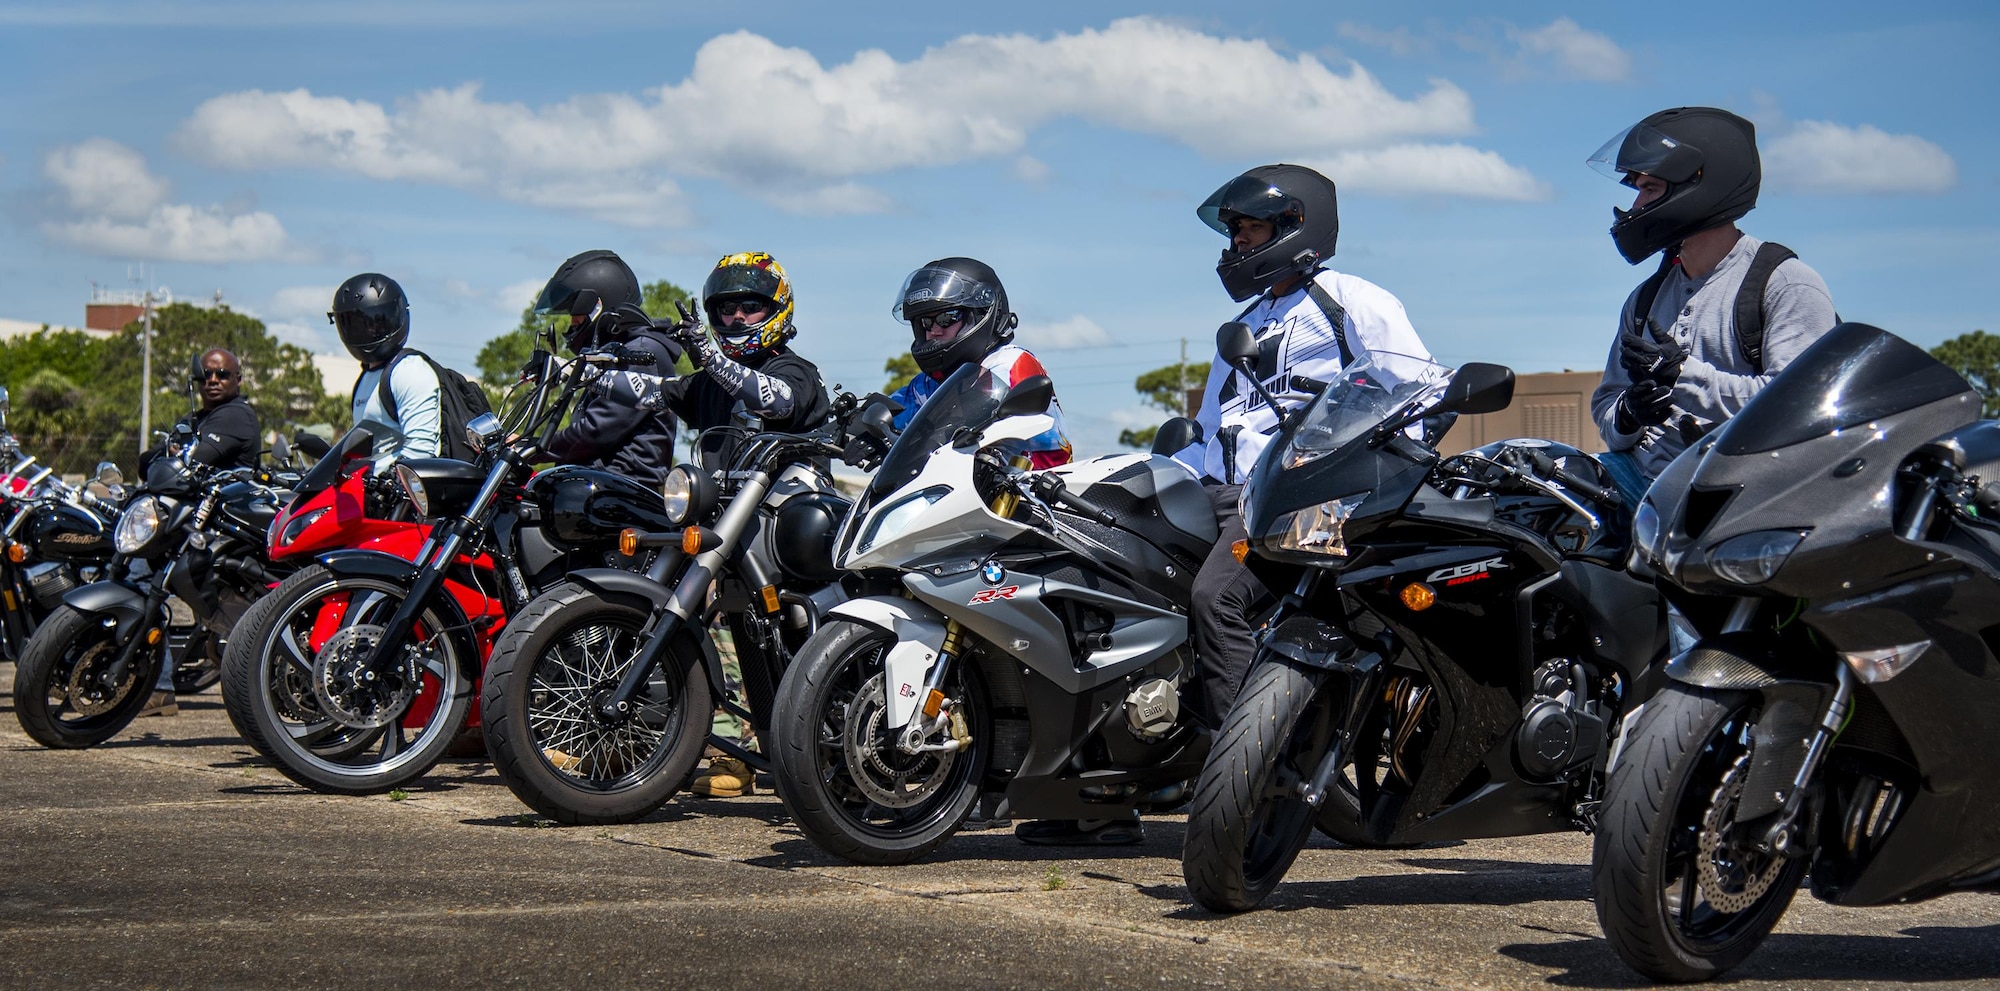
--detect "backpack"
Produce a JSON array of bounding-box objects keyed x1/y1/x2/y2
[
  {"x1": 1632, "y1": 242, "x2": 1801, "y2": 375},
  {"x1": 355, "y1": 348, "x2": 493, "y2": 463}
]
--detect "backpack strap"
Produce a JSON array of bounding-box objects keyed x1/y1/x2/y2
[
  {"x1": 374, "y1": 348, "x2": 418, "y2": 423},
  {"x1": 1303, "y1": 280, "x2": 1355, "y2": 366},
  {"x1": 1733, "y1": 241, "x2": 1797, "y2": 375},
  {"x1": 1630, "y1": 251, "x2": 1679, "y2": 337}
]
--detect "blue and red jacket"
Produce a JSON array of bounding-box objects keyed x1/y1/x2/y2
[{"x1": 890, "y1": 344, "x2": 1073, "y2": 469}]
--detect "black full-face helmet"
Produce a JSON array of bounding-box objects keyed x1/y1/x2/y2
[
  {"x1": 329, "y1": 273, "x2": 410, "y2": 365},
  {"x1": 1589, "y1": 107, "x2": 1761, "y2": 264},
  {"x1": 535, "y1": 249, "x2": 643, "y2": 351},
  {"x1": 895, "y1": 257, "x2": 1017, "y2": 376},
  {"x1": 1199, "y1": 164, "x2": 1339, "y2": 302}
]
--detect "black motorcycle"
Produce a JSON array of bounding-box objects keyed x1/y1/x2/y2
[
  {"x1": 480, "y1": 391, "x2": 874, "y2": 825},
  {"x1": 1181, "y1": 323, "x2": 1662, "y2": 911},
  {"x1": 222, "y1": 338, "x2": 668, "y2": 793},
  {"x1": 12, "y1": 434, "x2": 292, "y2": 748},
  {"x1": 0, "y1": 446, "x2": 123, "y2": 668},
  {"x1": 1594, "y1": 322, "x2": 2000, "y2": 982}
]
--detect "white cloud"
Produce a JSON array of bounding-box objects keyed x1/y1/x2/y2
[
  {"x1": 1765, "y1": 121, "x2": 1957, "y2": 195},
  {"x1": 1023, "y1": 315, "x2": 1116, "y2": 350},
  {"x1": 498, "y1": 278, "x2": 546, "y2": 312},
  {"x1": 41, "y1": 139, "x2": 296, "y2": 263},
  {"x1": 1309, "y1": 144, "x2": 1552, "y2": 201},
  {"x1": 1013, "y1": 155, "x2": 1052, "y2": 182},
  {"x1": 270, "y1": 285, "x2": 336, "y2": 321},
  {"x1": 175, "y1": 18, "x2": 1533, "y2": 213},
  {"x1": 1507, "y1": 18, "x2": 1631, "y2": 82}
]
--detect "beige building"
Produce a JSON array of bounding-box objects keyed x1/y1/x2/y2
[{"x1": 1438, "y1": 370, "x2": 1606, "y2": 455}]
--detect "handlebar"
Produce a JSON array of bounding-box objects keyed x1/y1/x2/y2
[
  {"x1": 1027, "y1": 472, "x2": 1118, "y2": 526},
  {"x1": 1521, "y1": 449, "x2": 1621, "y2": 509}
]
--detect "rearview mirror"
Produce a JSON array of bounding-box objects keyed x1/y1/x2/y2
[
  {"x1": 857, "y1": 399, "x2": 897, "y2": 440},
  {"x1": 1151, "y1": 417, "x2": 1203, "y2": 456},
  {"x1": 293, "y1": 431, "x2": 333, "y2": 459},
  {"x1": 1436, "y1": 363, "x2": 1516, "y2": 417},
  {"x1": 1216, "y1": 322, "x2": 1258, "y2": 367},
  {"x1": 995, "y1": 375, "x2": 1054, "y2": 420},
  {"x1": 93, "y1": 461, "x2": 123, "y2": 487},
  {"x1": 271, "y1": 435, "x2": 293, "y2": 464}
]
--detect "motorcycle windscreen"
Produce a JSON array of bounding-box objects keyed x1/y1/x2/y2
[
  {"x1": 868, "y1": 362, "x2": 1009, "y2": 501},
  {"x1": 287, "y1": 426, "x2": 376, "y2": 505},
  {"x1": 1713, "y1": 323, "x2": 1971, "y2": 456}
]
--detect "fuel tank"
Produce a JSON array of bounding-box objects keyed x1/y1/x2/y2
[{"x1": 528, "y1": 464, "x2": 673, "y2": 546}]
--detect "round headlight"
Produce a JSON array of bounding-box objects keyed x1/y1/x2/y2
[
  {"x1": 662, "y1": 466, "x2": 696, "y2": 525},
  {"x1": 113, "y1": 495, "x2": 163, "y2": 555},
  {"x1": 393, "y1": 464, "x2": 429, "y2": 518}
]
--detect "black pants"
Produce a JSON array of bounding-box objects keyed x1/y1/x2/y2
[{"x1": 1192, "y1": 483, "x2": 1274, "y2": 729}]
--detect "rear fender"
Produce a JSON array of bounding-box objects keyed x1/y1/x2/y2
[
  {"x1": 562, "y1": 568, "x2": 724, "y2": 695},
  {"x1": 828, "y1": 596, "x2": 949, "y2": 730}
]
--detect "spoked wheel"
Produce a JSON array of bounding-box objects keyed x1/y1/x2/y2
[
  {"x1": 1593, "y1": 684, "x2": 1809, "y2": 982},
  {"x1": 1184, "y1": 659, "x2": 1344, "y2": 911},
  {"x1": 771, "y1": 619, "x2": 987, "y2": 865},
  {"x1": 12, "y1": 605, "x2": 161, "y2": 749},
  {"x1": 482, "y1": 582, "x2": 709, "y2": 826},
  {"x1": 222, "y1": 565, "x2": 473, "y2": 794}
]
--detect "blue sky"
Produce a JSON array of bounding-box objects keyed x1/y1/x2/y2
[{"x1": 2, "y1": 1, "x2": 1993, "y2": 454}]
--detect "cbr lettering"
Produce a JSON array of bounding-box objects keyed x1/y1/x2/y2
[
  {"x1": 1425, "y1": 557, "x2": 1507, "y2": 584},
  {"x1": 968, "y1": 585, "x2": 1020, "y2": 604}
]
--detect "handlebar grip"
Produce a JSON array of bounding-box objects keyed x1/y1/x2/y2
[
  {"x1": 1056, "y1": 490, "x2": 1118, "y2": 526},
  {"x1": 1527, "y1": 450, "x2": 1619, "y2": 507},
  {"x1": 1288, "y1": 375, "x2": 1330, "y2": 396}
]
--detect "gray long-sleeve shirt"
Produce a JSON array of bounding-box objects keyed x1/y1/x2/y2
[{"x1": 1590, "y1": 233, "x2": 1837, "y2": 479}]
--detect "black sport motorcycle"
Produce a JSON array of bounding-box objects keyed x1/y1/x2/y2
[
  {"x1": 12, "y1": 437, "x2": 292, "y2": 749},
  {"x1": 1181, "y1": 324, "x2": 1663, "y2": 911},
  {"x1": 1594, "y1": 322, "x2": 2000, "y2": 982}
]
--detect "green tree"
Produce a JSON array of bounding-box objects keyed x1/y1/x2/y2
[
  {"x1": 1931, "y1": 330, "x2": 2000, "y2": 416},
  {"x1": 1117, "y1": 360, "x2": 1208, "y2": 448},
  {"x1": 883, "y1": 352, "x2": 920, "y2": 392}
]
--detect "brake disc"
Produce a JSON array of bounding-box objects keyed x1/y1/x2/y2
[
  {"x1": 1696, "y1": 747, "x2": 1789, "y2": 913},
  {"x1": 310, "y1": 624, "x2": 423, "y2": 730},
  {"x1": 64, "y1": 639, "x2": 134, "y2": 716},
  {"x1": 842, "y1": 674, "x2": 954, "y2": 809}
]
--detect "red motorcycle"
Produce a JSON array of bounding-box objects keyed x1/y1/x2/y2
[{"x1": 221, "y1": 339, "x2": 675, "y2": 793}]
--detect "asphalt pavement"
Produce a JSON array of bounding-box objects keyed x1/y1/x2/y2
[{"x1": 2, "y1": 670, "x2": 1996, "y2": 991}]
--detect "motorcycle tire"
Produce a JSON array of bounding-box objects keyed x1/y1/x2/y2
[
  {"x1": 481, "y1": 581, "x2": 709, "y2": 826},
  {"x1": 1183, "y1": 658, "x2": 1344, "y2": 911},
  {"x1": 223, "y1": 565, "x2": 475, "y2": 794},
  {"x1": 1592, "y1": 684, "x2": 1808, "y2": 982},
  {"x1": 771, "y1": 618, "x2": 986, "y2": 865},
  {"x1": 12, "y1": 605, "x2": 160, "y2": 749}
]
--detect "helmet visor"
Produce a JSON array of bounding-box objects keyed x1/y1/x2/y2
[
  {"x1": 329, "y1": 306, "x2": 401, "y2": 344},
  {"x1": 704, "y1": 264, "x2": 783, "y2": 305},
  {"x1": 1197, "y1": 174, "x2": 1301, "y2": 235},
  {"x1": 893, "y1": 266, "x2": 997, "y2": 319},
  {"x1": 1588, "y1": 123, "x2": 1704, "y2": 185}
]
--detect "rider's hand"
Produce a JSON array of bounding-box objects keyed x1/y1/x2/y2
[
  {"x1": 1619, "y1": 330, "x2": 1685, "y2": 386},
  {"x1": 1617, "y1": 380, "x2": 1677, "y2": 430}
]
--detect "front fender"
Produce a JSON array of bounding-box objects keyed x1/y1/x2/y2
[
  {"x1": 558, "y1": 569, "x2": 726, "y2": 699},
  {"x1": 828, "y1": 596, "x2": 950, "y2": 730},
  {"x1": 60, "y1": 580, "x2": 150, "y2": 641},
  {"x1": 1259, "y1": 612, "x2": 1377, "y2": 673},
  {"x1": 314, "y1": 548, "x2": 419, "y2": 585},
  {"x1": 1660, "y1": 631, "x2": 1838, "y2": 821}
]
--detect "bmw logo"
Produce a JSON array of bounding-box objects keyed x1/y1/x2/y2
[{"x1": 980, "y1": 560, "x2": 1006, "y2": 585}]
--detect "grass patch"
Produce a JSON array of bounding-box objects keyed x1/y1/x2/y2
[{"x1": 1043, "y1": 864, "x2": 1067, "y2": 891}]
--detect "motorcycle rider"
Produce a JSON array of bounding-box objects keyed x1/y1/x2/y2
[
  {"x1": 1177, "y1": 163, "x2": 1433, "y2": 742},
  {"x1": 331, "y1": 273, "x2": 442, "y2": 471},
  {"x1": 1587, "y1": 107, "x2": 1837, "y2": 504},
  {"x1": 888, "y1": 257, "x2": 1072, "y2": 467},
  {"x1": 529, "y1": 250, "x2": 682, "y2": 487},
  {"x1": 137, "y1": 346, "x2": 262, "y2": 717},
  {"x1": 584, "y1": 251, "x2": 831, "y2": 797}
]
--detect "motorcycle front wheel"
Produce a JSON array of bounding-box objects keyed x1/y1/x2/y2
[
  {"x1": 771, "y1": 619, "x2": 987, "y2": 865},
  {"x1": 12, "y1": 605, "x2": 160, "y2": 749},
  {"x1": 223, "y1": 565, "x2": 475, "y2": 794},
  {"x1": 481, "y1": 581, "x2": 709, "y2": 826},
  {"x1": 1592, "y1": 683, "x2": 1809, "y2": 982},
  {"x1": 1182, "y1": 658, "x2": 1344, "y2": 911}
]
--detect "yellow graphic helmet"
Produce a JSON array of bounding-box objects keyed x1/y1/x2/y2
[{"x1": 702, "y1": 252, "x2": 796, "y2": 361}]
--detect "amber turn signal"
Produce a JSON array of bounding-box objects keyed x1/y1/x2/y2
[
  {"x1": 1400, "y1": 582, "x2": 1436, "y2": 611},
  {"x1": 923, "y1": 688, "x2": 946, "y2": 720},
  {"x1": 1230, "y1": 539, "x2": 1251, "y2": 564},
  {"x1": 5, "y1": 543, "x2": 24, "y2": 563},
  {"x1": 760, "y1": 585, "x2": 781, "y2": 614},
  {"x1": 145, "y1": 628, "x2": 164, "y2": 645},
  {"x1": 682, "y1": 527, "x2": 719, "y2": 554},
  {"x1": 618, "y1": 528, "x2": 640, "y2": 557}
]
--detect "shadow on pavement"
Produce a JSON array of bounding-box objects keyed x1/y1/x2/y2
[
  {"x1": 1502, "y1": 923, "x2": 2000, "y2": 986},
  {"x1": 1139, "y1": 857, "x2": 1592, "y2": 919}
]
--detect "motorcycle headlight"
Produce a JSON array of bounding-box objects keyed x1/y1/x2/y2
[
  {"x1": 859, "y1": 486, "x2": 950, "y2": 555},
  {"x1": 660, "y1": 464, "x2": 716, "y2": 526},
  {"x1": 1632, "y1": 500, "x2": 1662, "y2": 563},
  {"x1": 465, "y1": 412, "x2": 504, "y2": 455},
  {"x1": 113, "y1": 495, "x2": 163, "y2": 555},
  {"x1": 1705, "y1": 528, "x2": 1809, "y2": 585},
  {"x1": 394, "y1": 464, "x2": 429, "y2": 518},
  {"x1": 1271, "y1": 493, "x2": 1368, "y2": 557},
  {"x1": 276, "y1": 506, "x2": 332, "y2": 548}
]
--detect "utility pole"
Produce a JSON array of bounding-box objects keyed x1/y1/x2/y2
[
  {"x1": 1178, "y1": 337, "x2": 1190, "y2": 415},
  {"x1": 138, "y1": 287, "x2": 154, "y2": 455}
]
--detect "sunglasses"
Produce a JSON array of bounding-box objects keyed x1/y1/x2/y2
[
  {"x1": 912, "y1": 308, "x2": 969, "y2": 333},
  {"x1": 711, "y1": 299, "x2": 769, "y2": 317},
  {"x1": 197, "y1": 369, "x2": 237, "y2": 382}
]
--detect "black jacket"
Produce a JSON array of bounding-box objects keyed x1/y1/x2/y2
[
  {"x1": 656, "y1": 349, "x2": 830, "y2": 471},
  {"x1": 139, "y1": 395, "x2": 261, "y2": 474},
  {"x1": 544, "y1": 322, "x2": 685, "y2": 487}
]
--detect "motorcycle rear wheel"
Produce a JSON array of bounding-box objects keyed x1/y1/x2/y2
[
  {"x1": 224, "y1": 565, "x2": 474, "y2": 794},
  {"x1": 13, "y1": 605, "x2": 160, "y2": 749},
  {"x1": 482, "y1": 581, "x2": 709, "y2": 826},
  {"x1": 771, "y1": 619, "x2": 986, "y2": 865},
  {"x1": 1592, "y1": 684, "x2": 1808, "y2": 982}
]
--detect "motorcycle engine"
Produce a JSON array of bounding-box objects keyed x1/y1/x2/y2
[
  {"x1": 24, "y1": 561, "x2": 75, "y2": 610},
  {"x1": 1124, "y1": 678, "x2": 1181, "y2": 740},
  {"x1": 1515, "y1": 659, "x2": 1606, "y2": 781}
]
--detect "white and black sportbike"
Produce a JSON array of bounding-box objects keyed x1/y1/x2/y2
[{"x1": 769, "y1": 363, "x2": 1218, "y2": 864}]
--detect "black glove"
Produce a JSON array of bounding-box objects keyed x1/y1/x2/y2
[
  {"x1": 1616, "y1": 380, "x2": 1677, "y2": 431},
  {"x1": 660, "y1": 299, "x2": 707, "y2": 353},
  {"x1": 1619, "y1": 329, "x2": 1685, "y2": 386},
  {"x1": 517, "y1": 348, "x2": 553, "y2": 383}
]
